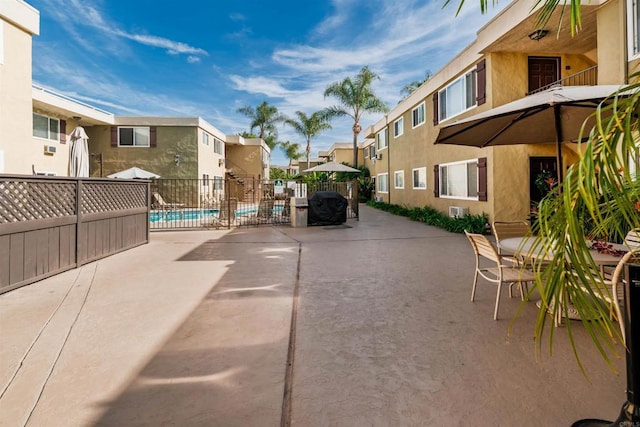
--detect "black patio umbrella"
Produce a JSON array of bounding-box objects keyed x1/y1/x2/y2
[{"x1": 435, "y1": 85, "x2": 623, "y2": 182}]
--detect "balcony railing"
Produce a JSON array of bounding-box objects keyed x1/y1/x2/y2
[{"x1": 527, "y1": 65, "x2": 598, "y2": 95}]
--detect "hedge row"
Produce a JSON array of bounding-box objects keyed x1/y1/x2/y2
[{"x1": 366, "y1": 200, "x2": 488, "y2": 234}]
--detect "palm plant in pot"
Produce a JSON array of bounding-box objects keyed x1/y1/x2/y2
[{"x1": 531, "y1": 81, "x2": 640, "y2": 426}]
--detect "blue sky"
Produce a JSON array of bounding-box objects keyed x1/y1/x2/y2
[{"x1": 29, "y1": 0, "x2": 506, "y2": 165}]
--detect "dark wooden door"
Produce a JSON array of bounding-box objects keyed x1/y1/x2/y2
[
  {"x1": 528, "y1": 57, "x2": 560, "y2": 92},
  {"x1": 530, "y1": 156, "x2": 557, "y2": 204}
]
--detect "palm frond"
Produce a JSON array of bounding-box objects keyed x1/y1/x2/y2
[{"x1": 531, "y1": 82, "x2": 640, "y2": 372}]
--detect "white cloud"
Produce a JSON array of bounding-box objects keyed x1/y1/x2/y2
[
  {"x1": 187, "y1": 56, "x2": 201, "y2": 64},
  {"x1": 116, "y1": 32, "x2": 208, "y2": 56},
  {"x1": 229, "y1": 75, "x2": 297, "y2": 99},
  {"x1": 40, "y1": 0, "x2": 207, "y2": 58},
  {"x1": 229, "y1": 13, "x2": 246, "y2": 21}
]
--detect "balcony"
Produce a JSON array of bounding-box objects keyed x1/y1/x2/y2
[{"x1": 527, "y1": 65, "x2": 598, "y2": 95}]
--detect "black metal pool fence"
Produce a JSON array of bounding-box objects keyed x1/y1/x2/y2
[{"x1": 149, "y1": 178, "x2": 358, "y2": 230}]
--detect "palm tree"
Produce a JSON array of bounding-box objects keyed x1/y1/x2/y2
[
  {"x1": 324, "y1": 66, "x2": 389, "y2": 168},
  {"x1": 237, "y1": 101, "x2": 286, "y2": 150},
  {"x1": 400, "y1": 70, "x2": 432, "y2": 101},
  {"x1": 279, "y1": 140, "x2": 302, "y2": 172},
  {"x1": 284, "y1": 111, "x2": 332, "y2": 170}
]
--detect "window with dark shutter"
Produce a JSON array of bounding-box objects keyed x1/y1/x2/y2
[
  {"x1": 432, "y1": 94, "x2": 439, "y2": 126},
  {"x1": 150, "y1": 127, "x2": 157, "y2": 148},
  {"x1": 433, "y1": 164, "x2": 439, "y2": 197},
  {"x1": 60, "y1": 120, "x2": 67, "y2": 144},
  {"x1": 477, "y1": 157, "x2": 487, "y2": 201},
  {"x1": 111, "y1": 126, "x2": 118, "y2": 147},
  {"x1": 476, "y1": 59, "x2": 486, "y2": 105}
]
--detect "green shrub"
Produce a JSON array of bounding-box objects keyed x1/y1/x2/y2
[{"x1": 366, "y1": 200, "x2": 488, "y2": 234}]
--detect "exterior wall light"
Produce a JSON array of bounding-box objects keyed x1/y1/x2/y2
[{"x1": 528, "y1": 29, "x2": 549, "y2": 41}]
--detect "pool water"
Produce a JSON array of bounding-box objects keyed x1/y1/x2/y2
[{"x1": 150, "y1": 206, "x2": 284, "y2": 223}]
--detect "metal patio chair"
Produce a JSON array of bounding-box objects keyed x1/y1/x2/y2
[
  {"x1": 465, "y1": 231, "x2": 537, "y2": 320},
  {"x1": 575, "y1": 249, "x2": 640, "y2": 343},
  {"x1": 491, "y1": 220, "x2": 531, "y2": 264}
]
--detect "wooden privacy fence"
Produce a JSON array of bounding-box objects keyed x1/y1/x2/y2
[{"x1": 0, "y1": 175, "x2": 150, "y2": 294}]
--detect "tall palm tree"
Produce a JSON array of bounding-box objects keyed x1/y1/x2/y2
[
  {"x1": 237, "y1": 101, "x2": 286, "y2": 150},
  {"x1": 279, "y1": 140, "x2": 302, "y2": 172},
  {"x1": 324, "y1": 66, "x2": 389, "y2": 168},
  {"x1": 284, "y1": 111, "x2": 332, "y2": 170}
]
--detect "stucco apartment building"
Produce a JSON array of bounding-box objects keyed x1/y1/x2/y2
[
  {"x1": 319, "y1": 142, "x2": 364, "y2": 166},
  {"x1": 0, "y1": 0, "x2": 269, "y2": 186},
  {"x1": 364, "y1": 0, "x2": 635, "y2": 222}
]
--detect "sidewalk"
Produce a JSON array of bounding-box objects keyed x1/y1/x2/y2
[{"x1": 0, "y1": 205, "x2": 626, "y2": 426}]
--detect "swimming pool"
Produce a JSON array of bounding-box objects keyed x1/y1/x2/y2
[
  {"x1": 150, "y1": 205, "x2": 284, "y2": 223},
  {"x1": 150, "y1": 208, "x2": 219, "y2": 223}
]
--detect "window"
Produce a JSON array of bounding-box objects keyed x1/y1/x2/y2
[
  {"x1": 370, "y1": 144, "x2": 376, "y2": 158},
  {"x1": 203, "y1": 132, "x2": 210, "y2": 145},
  {"x1": 394, "y1": 117, "x2": 404, "y2": 137},
  {"x1": 376, "y1": 128, "x2": 388, "y2": 150},
  {"x1": 412, "y1": 103, "x2": 425, "y2": 128},
  {"x1": 214, "y1": 137, "x2": 223, "y2": 155},
  {"x1": 213, "y1": 176, "x2": 224, "y2": 190},
  {"x1": 629, "y1": 0, "x2": 640, "y2": 59},
  {"x1": 364, "y1": 146, "x2": 369, "y2": 159},
  {"x1": 394, "y1": 170, "x2": 404, "y2": 189},
  {"x1": 439, "y1": 159, "x2": 478, "y2": 199},
  {"x1": 33, "y1": 113, "x2": 60, "y2": 142},
  {"x1": 412, "y1": 167, "x2": 427, "y2": 189},
  {"x1": 202, "y1": 174, "x2": 210, "y2": 186},
  {"x1": 438, "y1": 69, "x2": 477, "y2": 121},
  {"x1": 118, "y1": 127, "x2": 150, "y2": 147},
  {"x1": 377, "y1": 173, "x2": 389, "y2": 193}
]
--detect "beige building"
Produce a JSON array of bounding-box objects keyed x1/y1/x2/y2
[
  {"x1": 0, "y1": 0, "x2": 269, "y2": 187},
  {"x1": 364, "y1": 0, "x2": 632, "y2": 222},
  {"x1": 291, "y1": 157, "x2": 327, "y2": 175},
  {"x1": 86, "y1": 117, "x2": 227, "y2": 181},
  {"x1": 319, "y1": 142, "x2": 363, "y2": 166},
  {"x1": 0, "y1": 0, "x2": 39, "y2": 173}
]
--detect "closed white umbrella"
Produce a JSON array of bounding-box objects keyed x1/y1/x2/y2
[{"x1": 69, "y1": 126, "x2": 89, "y2": 177}]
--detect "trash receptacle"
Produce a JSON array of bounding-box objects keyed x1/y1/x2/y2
[{"x1": 290, "y1": 197, "x2": 308, "y2": 228}]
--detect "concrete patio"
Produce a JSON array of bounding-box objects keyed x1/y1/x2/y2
[{"x1": 0, "y1": 205, "x2": 626, "y2": 426}]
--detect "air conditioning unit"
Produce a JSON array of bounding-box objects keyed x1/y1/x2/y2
[
  {"x1": 376, "y1": 153, "x2": 382, "y2": 160},
  {"x1": 44, "y1": 145, "x2": 57, "y2": 154},
  {"x1": 374, "y1": 196, "x2": 383, "y2": 202},
  {"x1": 449, "y1": 206, "x2": 469, "y2": 218}
]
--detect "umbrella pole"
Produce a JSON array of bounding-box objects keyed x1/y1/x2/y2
[{"x1": 554, "y1": 105, "x2": 564, "y2": 184}]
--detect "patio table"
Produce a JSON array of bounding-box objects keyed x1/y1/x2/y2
[
  {"x1": 499, "y1": 237, "x2": 627, "y2": 267},
  {"x1": 499, "y1": 236, "x2": 628, "y2": 322}
]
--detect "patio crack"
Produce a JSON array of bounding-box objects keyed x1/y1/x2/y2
[
  {"x1": 280, "y1": 242, "x2": 302, "y2": 427},
  {"x1": 23, "y1": 262, "x2": 99, "y2": 426}
]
